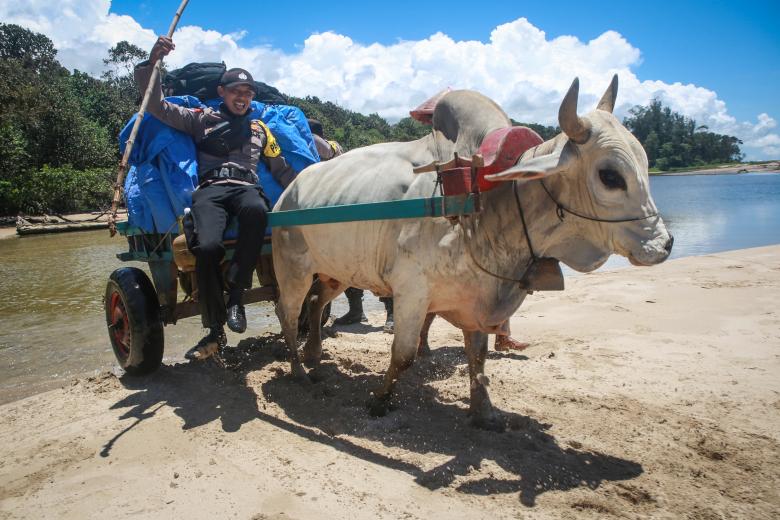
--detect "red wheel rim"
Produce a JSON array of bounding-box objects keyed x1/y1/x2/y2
[{"x1": 109, "y1": 291, "x2": 130, "y2": 357}]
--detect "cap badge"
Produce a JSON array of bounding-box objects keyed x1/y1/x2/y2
[{"x1": 238, "y1": 72, "x2": 247, "y2": 80}]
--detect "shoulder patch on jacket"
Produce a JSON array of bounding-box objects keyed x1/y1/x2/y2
[{"x1": 252, "y1": 120, "x2": 281, "y2": 158}]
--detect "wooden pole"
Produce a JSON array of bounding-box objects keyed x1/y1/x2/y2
[{"x1": 108, "y1": 0, "x2": 191, "y2": 236}]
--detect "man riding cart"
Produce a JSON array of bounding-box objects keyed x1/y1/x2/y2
[{"x1": 132, "y1": 36, "x2": 310, "y2": 357}]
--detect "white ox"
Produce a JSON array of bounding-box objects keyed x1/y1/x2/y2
[{"x1": 272, "y1": 76, "x2": 673, "y2": 429}]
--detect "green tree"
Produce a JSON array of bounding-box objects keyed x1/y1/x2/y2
[
  {"x1": 644, "y1": 131, "x2": 660, "y2": 165},
  {"x1": 103, "y1": 40, "x2": 148, "y2": 80},
  {"x1": 0, "y1": 23, "x2": 63, "y2": 74},
  {"x1": 0, "y1": 24, "x2": 117, "y2": 214},
  {"x1": 511, "y1": 120, "x2": 559, "y2": 141},
  {"x1": 624, "y1": 99, "x2": 742, "y2": 168}
]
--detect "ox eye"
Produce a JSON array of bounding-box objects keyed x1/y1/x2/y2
[{"x1": 599, "y1": 168, "x2": 627, "y2": 191}]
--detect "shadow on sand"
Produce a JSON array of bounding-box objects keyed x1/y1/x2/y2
[{"x1": 105, "y1": 335, "x2": 642, "y2": 506}]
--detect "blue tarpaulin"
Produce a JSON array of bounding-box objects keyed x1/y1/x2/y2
[{"x1": 119, "y1": 97, "x2": 319, "y2": 234}]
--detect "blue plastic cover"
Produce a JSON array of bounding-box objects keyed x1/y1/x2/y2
[{"x1": 119, "y1": 97, "x2": 319, "y2": 234}]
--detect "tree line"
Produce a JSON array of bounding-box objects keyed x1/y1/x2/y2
[
  {"x1": 623, "y1": 100, "x2": 743, "y2": 170},
  {"x1": 0, "y1": 23, "x2": 743, "y2": 216}
]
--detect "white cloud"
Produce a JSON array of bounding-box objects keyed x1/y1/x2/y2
[
  {"x1": 1, "y1": 0, "x2": 157, "y2": 74},
  {"x1": 751, "y1": 134, "x2": 780, "y2": 147},
  {"x1": 1, "y1": 3, "x2": 777, "y2": 160}
]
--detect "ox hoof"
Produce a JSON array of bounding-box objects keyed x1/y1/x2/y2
[
  {"x1": 366, "y1": 394, "x2": 391, "y2": 417},
  {"x1": 291, "y1": 364, "x2": 312, "y2": 385},
  {"x1": 469, "y1": 411, "x2": 506, "y2": 433},
  {"x1": 303, "y1": 358, "x2": 321, "y2": 369},
  {"x1": 302, "y1": 352, "x2": 322, "y2": 369},
  {"x1": 301, "y1": 346, "x2": 322, "y2": 368}
]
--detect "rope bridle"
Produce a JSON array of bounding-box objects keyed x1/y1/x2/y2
[
  {"x1": 462, "y1": 166, "x2": 659, "y2": 285},
  {"x1": 538, "y1": 179, "x2": 658, "y2": 223}
]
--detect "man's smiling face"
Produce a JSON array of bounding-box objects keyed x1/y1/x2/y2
[{"x1": 218, "y1": 84, "x2": 255, "y2": 116}]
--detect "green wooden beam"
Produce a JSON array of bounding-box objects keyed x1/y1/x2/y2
[
  {"x1": 118, "y1": 194, "x2": 477, "y2": 238},
  {"x1": 268, "y1": 194, "x2": 475, "y2": 228}
]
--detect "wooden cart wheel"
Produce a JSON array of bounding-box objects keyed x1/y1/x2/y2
[{"x1": 105, "y1": 267, "x2": 164, "y2": 375}]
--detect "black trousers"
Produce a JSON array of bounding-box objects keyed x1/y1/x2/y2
[{"x1": 190, "y1": 183, "x2": 269, "y2": 328}]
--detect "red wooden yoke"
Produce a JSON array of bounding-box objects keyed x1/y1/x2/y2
[{"x1": 412, "y1": 126, "x2": 543, "y2": 196}]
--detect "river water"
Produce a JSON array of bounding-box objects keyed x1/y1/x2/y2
[{"x1": 1, "y1": 172, "x2": 779, "y2": 403}]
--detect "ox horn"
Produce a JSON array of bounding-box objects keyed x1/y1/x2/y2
[
  {"x1": 558, "y1": 77, "x2": 591, "y2": 144},
  {"x1": 597, "y1": 74, "x2": 619, "y2": 113}
]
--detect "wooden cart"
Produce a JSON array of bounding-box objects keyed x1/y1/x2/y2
[{"x1": 104, "y1": 193, "x2": 477, "y2": 374}]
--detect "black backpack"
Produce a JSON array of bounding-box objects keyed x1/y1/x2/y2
[
  {"x1": 162, "y1": 62, "x2": 226, "y2": 101},
  {"x1": 253, "y1": 81, "x2": 287, "y2": 105},
  {"x1": 162, "y1": 62, "x2": 288, "y2": 105}
]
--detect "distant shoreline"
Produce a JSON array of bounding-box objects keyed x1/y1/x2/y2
[{"x1": 651, "y1": 160, "x2": 780, "y2": 176}]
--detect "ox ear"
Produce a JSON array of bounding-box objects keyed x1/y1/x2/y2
[
  {"x1": 597, "y1": 74, "x2": 618, "y2": 113},
  {"x1": 484, "y1": 141, "x2": 577, "y2": 182}
]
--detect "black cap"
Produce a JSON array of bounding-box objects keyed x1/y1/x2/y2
[
  {"x1": 219, "y1": 68, "x2": 256, "y2": 91},
  {"x1": 307, "y1": 118, "x2": 324, "y2": 138}
]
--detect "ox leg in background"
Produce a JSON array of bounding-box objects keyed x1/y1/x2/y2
[
  {"x1": 464, "y1": 330, "x2": 504, "y2": 432},
  {"x1": 302, "y1": 279, "x2": 346, "y2": 366},
  {"x1": 417, "y1": 313, "x2": 436, "y2": 357},
  {"x1": 367, "y1": 293, "x2": 430, "y2": 417},
  {"x1": 380, "y1": 297, "x2": 394, "y2": 334}
]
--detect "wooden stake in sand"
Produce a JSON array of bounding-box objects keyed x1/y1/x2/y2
[{"x1": 108, "y1": 0, "x2": 191, "y2": 236}]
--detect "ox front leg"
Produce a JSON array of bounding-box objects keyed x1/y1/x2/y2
[
  {"x1": 367, "y1": 297, "x2": 428, "y2": 417},
  {"x1": 464, "y1": 330, "x2": 504, "y2": 432},
  {"x1": 275, "y1": 278, "x2": 312, "y2": 383}
]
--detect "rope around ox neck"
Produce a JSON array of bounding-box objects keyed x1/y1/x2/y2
[
  {"x1": 459, "y1": 216, "x2": 534, "y2": 284},
  {"x1": 539, "y1": 180, "x2": 658, "y2": 223}
]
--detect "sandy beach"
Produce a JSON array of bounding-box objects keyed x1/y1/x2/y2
[{"x1": 0, "y1": 245, "x2": 778, "y2": 519}]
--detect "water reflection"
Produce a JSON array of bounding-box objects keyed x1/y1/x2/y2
[
  {"x1": 0, "y1": 231, "x2": 287, "y2": 403},
  {"x1": 0, "y1": 172, "x2": 778, "y2": 403},
  {"x1": 585, "y1": 172, "x2": 780, "y2": 270}
]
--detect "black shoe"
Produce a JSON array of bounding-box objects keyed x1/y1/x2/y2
[
  {"x1": 333, "y1": 288, "x2": 367, "y2": 325},
  {"x1": 186, "y1": 326, "x2": 227, "y2": 360},
  {"x1": 227, "y1": 303, "x2": 247, "y2": 333},
  {"x1": 333, "y1": 308, "x2": 367, "y2": 325}
]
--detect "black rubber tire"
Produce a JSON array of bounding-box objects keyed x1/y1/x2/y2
[{"x1": 105, "y1": 267, "x2": 164, "y2": 375}]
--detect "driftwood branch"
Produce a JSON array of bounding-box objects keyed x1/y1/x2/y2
[
  {"x1": 53, "y1": 213, "x2": 76, "y2": 223},
  {"x1": 17, "y1": 221, "x2": 109, "y2": 236}
]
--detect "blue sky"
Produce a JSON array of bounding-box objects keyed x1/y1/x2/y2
[{"x1": 3, "y1": 1, "x2": 778, "y2": 158}]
